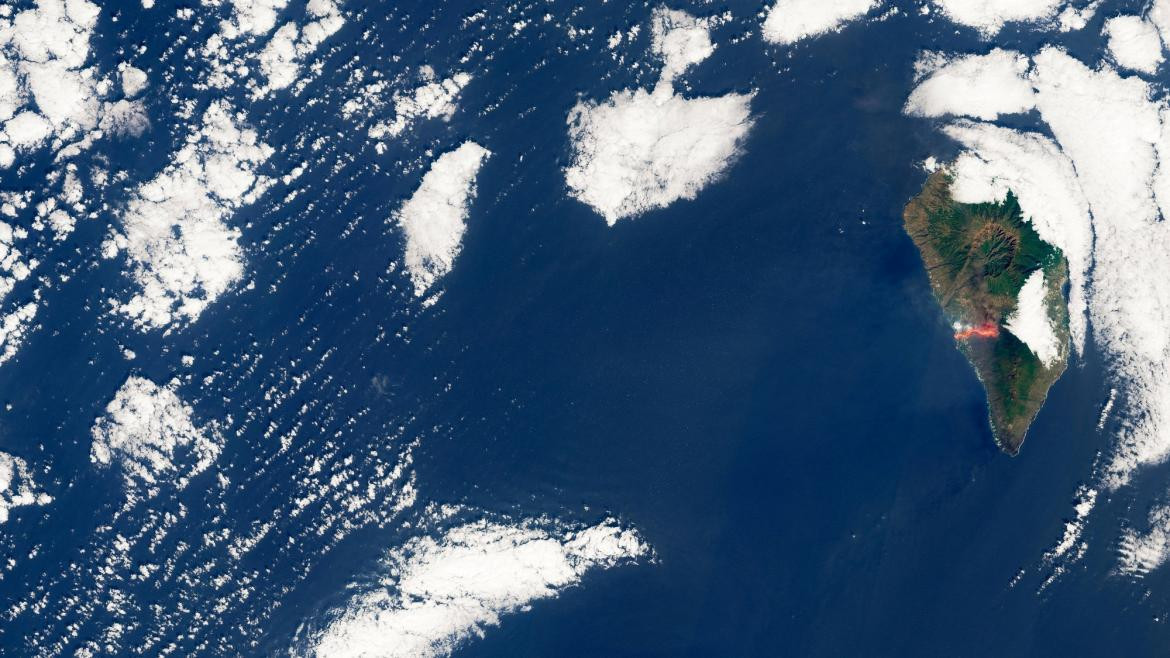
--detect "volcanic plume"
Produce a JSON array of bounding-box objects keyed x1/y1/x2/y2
[{"x1": 954, "y1": 322, "x2": 999, "y2": 341}]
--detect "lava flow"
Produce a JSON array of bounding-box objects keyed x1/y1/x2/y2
[{"x1": 954, "y1": 322, "x2": 999, "y2": 341}]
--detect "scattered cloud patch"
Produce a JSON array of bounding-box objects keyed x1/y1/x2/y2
[
  {"x1": 0, "y1": 301, "x2": 37, "y2": 365},
  {"x1": 0, "y1": 451, "x2": 52, "y2": 524},
  {"x1": 761, "y1": 0, "x2": 881, "y2": 45},
  {"x1": 304, "y1": 518, "x2": 649, "y2": 658},
  {"x1": 0, "y1": 0, "x2": 103, "y2": 157},
  {"x1": 565, "y1": 7, "x2": 754, "y2": 225},
  {"x1": 211, "y1": 0, "x2": 290, "y2": 38},
  {"x1": 369, "y1": 72, "x2": 472, "y2": 142},
  {"x1": 257, "y1": 0, "x2": 345, "y2": 94},
  {"x1": 1120, "y1": 501, "x2": 1170, "y2": 576},
  {"x1": 1057, "y1": 2, "x2": 1098, "y2": 32},
  {"x1": 90, "y1": 376, "x2": 221, "y2": 493},
  {"x1": 395, "y1": 141, "x2": 490, "y2": 298},
  {"x1": 107, "y1": 101, "x2": 273, "y2": 330},
  {"x1": 1044, "y1": 485, "x2": 1097, "y2": 563}
]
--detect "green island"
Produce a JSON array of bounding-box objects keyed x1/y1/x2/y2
[{"x1": 903, "y1": 170, "x2": 1070, "y2": 454}]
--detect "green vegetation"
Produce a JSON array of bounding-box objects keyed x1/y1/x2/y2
[{"x1": 903, "y1": 171, "x2": 1070, "y2": 454}]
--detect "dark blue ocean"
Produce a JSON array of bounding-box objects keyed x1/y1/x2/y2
[{"x1": 0, "y1": 0, "x2": 1168, "y2": 655}]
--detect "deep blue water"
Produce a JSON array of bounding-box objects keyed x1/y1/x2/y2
[{"x1": 1, "y1": 0, "x2": 1169, "y2": 655}]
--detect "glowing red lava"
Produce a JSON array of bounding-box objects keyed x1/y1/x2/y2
[{"x1": 954, "y1": 322, "x2": 1000, "y2": 341}]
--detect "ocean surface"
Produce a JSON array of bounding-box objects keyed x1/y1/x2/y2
[{"x1": 0, "y1": 0, "x2": 1168, "y2": 655}]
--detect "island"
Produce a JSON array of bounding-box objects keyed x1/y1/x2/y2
[{"x1": 903, "y1": 170, "x2": 1070, "y2": 454}]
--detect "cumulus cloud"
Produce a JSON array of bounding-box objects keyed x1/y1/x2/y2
[
  {"x1": 395, "y1": 142, "x2": 490, "y2": 297},
  {"x1": 564, "y1": 7, "x2": 754, "y2": 225},
  {"x1": 90, "y1": 376, "x2": 221, "y2": 493},
  {"x1": 931, "y1": 0, "x2": 1065, "y2": 37},
  {"x1": 651, "y1": 6, "x2": 716, "y2": 81},
  {"x1": 98, "y1": 99, "x2": 150, "y2": 137},
  {"x1": 905, "y1": 49, "x2": 1036, "y2": 121},
  {"x1": 305, "y1": 518, "x2": 649, "y2": 658},
  {"x1": 0, "y1": 451, "x2": 52, "y2": 524},
  {"x1": 0, "y1": 0, "x2": 103, "y2": 155},
  {"x1": 120, "y1": 64, "x2": 148, "y2": 98},
  {"x1": 211, "y1": 0, "x2": 290, "y2": 38},
  {"x1": 108, "y1": 101, "x2": 273, "y2": 330},
  {"x1": 761, "y1": 0, "x2": 880, "y2": 45},
  {"x1": 368, "y1": 72, "x2": 472, "y2": 142},
  {"x1": 257, "y1": 0, "x2": 344, "y2": 93},
  {"x1": 1004, "y1": 270, "x2": 1063, "y2": 367},
  {"x1": 0, "y1": 302, "x2": 37, "y2": 365},
  {"x1": 1057, "y1": 2, "x2": 1098, "y2": 32},
  {"x1": 1103, "y1": 15, "x2": 1164, "y2": 75},
  {"x1": 1120, "y1": 502, "x2": 1170, "y2": 577}
]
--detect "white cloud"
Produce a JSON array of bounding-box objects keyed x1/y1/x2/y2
[
  {"x1": 1057, "y1": 2, "x2": 1098, "y2": 32},
  {"x1": 120, "y1": 65, "x2": 148, "y2": 98},
  {"x1": 905, "y1": 49, "x2": 1036, "y2": 121},
  {"x1": 907, "y1": 44, "x2": 1170, "y2": 489},
  {"x1": 368, "y1": 72, "x2": 472, "y2": 141},
  {"x1": 90, "y1": 376, "x2": 220, "y2": 492},
  {"x1": 1026, "y1": 47, "x2": 1170, "y2": 487},
  {"x1": 931, "y1": 0, "x2": 1065, "y2": 37},
  {"x1": 761, "y1": 0, "x2": 880, "y2": 45},
  {"x1": 395, "y1": 142, "x2": 490, "y2": 297},
  {"x1": 651, "y1": 7, "x2": 715, "y2": 81},
  {"x1": 0, "y1": 0, "x2": 104, "y2": 155},
  {"x1": 99, "y1": 99, "x2": 149, "y2": 137},
  {"x1": 256, "y1": 0, "x2": 344, "y2": 93},
  {"x1": 1103, "y1": 15, "x2": 1164, "y2": 75},
  {"x1": 0, "y1": 302, "x2": 37, "y2": 365},
  {"x1": 564, "y1": 7, "x2": 754, "y2": 225},
  {"x1": 1152, "y1": 0, "x2": 1170, "y2": 47},
  {"x1": 1005, "y1": 270, "x2": 1063, "y2": 367},
  {"x1": 1042, "y1": 485, "x2": 1097, "y2": 563},
  {"x1": 110, "y1": 100, "x2": 273, "y2": 330},
  {"x1": 211, "y1": 0, "x2": 290, "y2": 39},
  {"x1": 1120, "y1": 502, "x2": 1170, "y2": 576},
  {"x1": 3, "y1": 111, "x2": 53, "y2": 149},
  {"x1": 941, "y1": 121, "x2": 1093, "y2": 354},
  {"x1": 305, "y1": 518, "x2": 649, "y2": 658},
  {"x1": 0, "y1": 451, "x2": 52, "y2": 524}
]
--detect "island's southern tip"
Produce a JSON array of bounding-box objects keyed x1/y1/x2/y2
[{"x1": 903, "y1": 169, "x2": 1071, "y2": 454}]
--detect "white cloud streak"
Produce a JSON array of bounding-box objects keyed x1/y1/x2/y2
[{"x1": 306, "y1": 518, "x2": 649, "y2": 658}]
